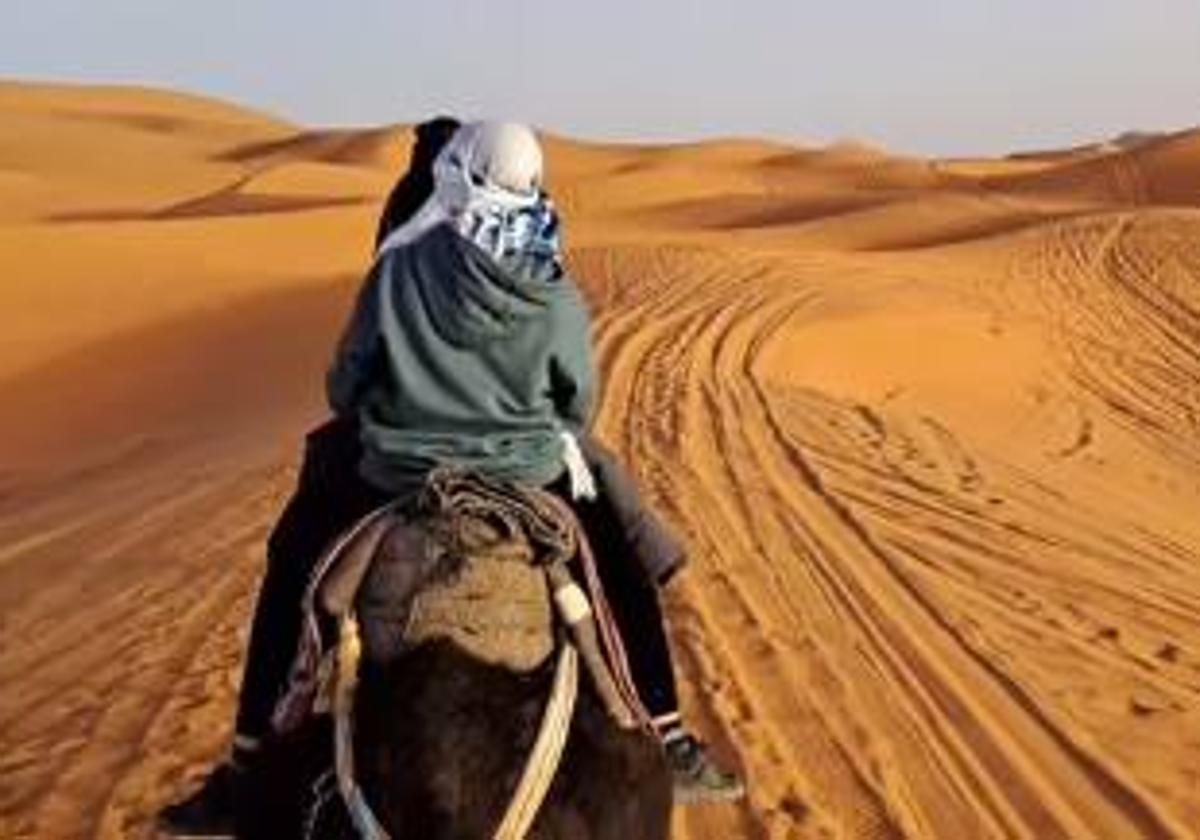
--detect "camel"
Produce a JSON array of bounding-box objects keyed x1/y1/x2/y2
[{"x1": 242, "y1": 471, "x2": 674, "y2": 840}]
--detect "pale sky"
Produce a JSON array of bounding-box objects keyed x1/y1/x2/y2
[{"x1": 2, "y1": 0, "x2": 1198, "y2": 156}]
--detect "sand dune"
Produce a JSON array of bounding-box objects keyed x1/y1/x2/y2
[
  {"x1": 1, "y1": 83, "x2": 1199, "y2": 839},
  {"x1": 987, "y1": 129, "x2": 1200, "y2": 207}
]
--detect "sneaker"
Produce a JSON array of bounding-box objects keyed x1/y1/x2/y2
[
  {"x1": 157, "y1": 762, "x2": 245, "y2": 838},
  {"x1": 664, "y1": 733, "x2": 746, "y2": 804}
]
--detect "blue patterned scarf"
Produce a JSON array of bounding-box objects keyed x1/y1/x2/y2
[{"x1": 453, "y1": 190, "x2": 561, "y2": 267}]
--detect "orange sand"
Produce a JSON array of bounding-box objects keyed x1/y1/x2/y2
[{"x1": 1, "y1": 82, "x2": 1199, "y2": 839}]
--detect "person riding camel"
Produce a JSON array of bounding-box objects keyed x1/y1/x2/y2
[{"x1": 159, "y1": 119, "x2": 743, "y2": 839}]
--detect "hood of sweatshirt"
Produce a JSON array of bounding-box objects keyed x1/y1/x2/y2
[{"x1": 403, "y1": 223, "x2": 566, "y2": 348}]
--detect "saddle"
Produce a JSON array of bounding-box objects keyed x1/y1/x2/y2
[
  {"x1": 324, "y1": 469, "x2": 567, "y2": 671},
  {"x1": 272, "y1": 468, "x2": 650, "y2": 840}
]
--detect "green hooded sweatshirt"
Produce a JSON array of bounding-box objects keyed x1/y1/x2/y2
[{"x1": 327, "y1": 223, "x2": 595, "y2": 494}]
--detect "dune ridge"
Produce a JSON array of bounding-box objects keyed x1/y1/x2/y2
[{"x1": 1, "y1": 83, "x2": 1198, "y2": 839}]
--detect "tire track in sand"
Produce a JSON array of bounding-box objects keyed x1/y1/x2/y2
[{"x1": 579, "y1": 243, "x2": 1193, "y2": 838}]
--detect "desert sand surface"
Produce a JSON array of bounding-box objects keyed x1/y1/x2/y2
[{"x1": 1, "y1": 81, "x2": 1199, "y2": 839}]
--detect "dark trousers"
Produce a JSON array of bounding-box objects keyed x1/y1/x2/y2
[
  {"x1": 577, "y1": 439, "x2": 686, "y2": 587},
  {"x1": 235, "y1": 418, "x2": 389, "y2": 739},
  {"x1": 235, "y1": 419, "x2": 681, "y2": 740},
  {"x1": 546, "y1": 477, "x2": 680, "y2": 720}
]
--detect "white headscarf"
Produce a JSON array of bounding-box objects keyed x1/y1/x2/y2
[{"x1": 375, "y1": 121, "x2": 549, "y2": 260}]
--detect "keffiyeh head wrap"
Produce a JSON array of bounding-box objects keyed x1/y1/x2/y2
[
  {"x1": 375, "y1": 121, "x2": 563, "y2": 269},
  {"x1": 434, "y1": 122, "x2": 561, "y2": 267}
]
